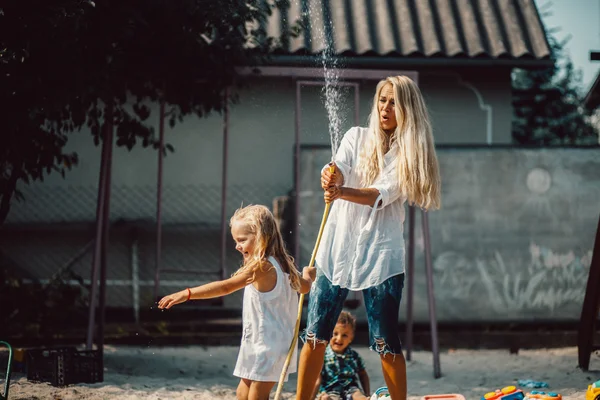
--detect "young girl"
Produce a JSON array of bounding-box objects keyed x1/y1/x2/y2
[
  {"x1": 296, "y1": 75, "x2": 442, "y2": 400},
  {"x1": 158, "y1": 204, "x2": 316, "y2": 400}
]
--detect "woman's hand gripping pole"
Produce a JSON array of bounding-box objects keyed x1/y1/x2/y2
[{"x1": 273, "y1": 163, "x2": 337, "y2": 400}]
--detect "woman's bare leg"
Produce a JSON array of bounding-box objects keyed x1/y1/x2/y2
[
  {"x1": 296, "y1": 340, "x2": 328, "y2": 400},
  {"x1": 380, "y1": 352, "x2": 407, "y2": 400}
]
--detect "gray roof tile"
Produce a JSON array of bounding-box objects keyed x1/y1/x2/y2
[{"x1": 269, "y1": 0, "x2": 551, "y2": 62}]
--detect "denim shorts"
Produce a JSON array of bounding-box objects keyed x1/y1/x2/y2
[{"x1": 301, "y1": 270, "x2": 405, "y2": 355}]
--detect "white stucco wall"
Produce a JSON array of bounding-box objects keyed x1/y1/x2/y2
[
  {"x1": 420, "y1": 68, "x2": 513, "y2": 145},
  {"x1": 6, "y1": 68, "x2": 513, "y2": 225},
  {"x1": 2, "y1": 67, "x2": 518, "y2": 314}
]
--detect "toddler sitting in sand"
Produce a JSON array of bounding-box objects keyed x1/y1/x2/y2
[{"x1": 312, "y1": 311, "x2": 370, "y2": 400}]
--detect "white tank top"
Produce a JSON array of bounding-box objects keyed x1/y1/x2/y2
[{"x1": 233, "y1": 256, "x2": 299, "y2": 381}]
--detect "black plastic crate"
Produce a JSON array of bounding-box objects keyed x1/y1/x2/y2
[{"x1": 26, "y1": 347, "x2": 103, "y2": 387}]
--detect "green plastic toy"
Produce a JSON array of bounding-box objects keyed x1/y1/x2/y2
[{"x1": 0, "y1": 341, "x2": 13, "y2": 400}]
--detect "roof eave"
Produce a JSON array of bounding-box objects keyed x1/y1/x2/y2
[
  {"x1": 265, "y1": 55, "x2": 554, "y2": 70},
  {"x1": 584, "y1": 71, "x2": 600, "y2": 110}
]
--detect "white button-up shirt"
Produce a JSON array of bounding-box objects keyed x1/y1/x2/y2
[{"x1": 315, "y1": 127, "x2": 406, "y2": 290}]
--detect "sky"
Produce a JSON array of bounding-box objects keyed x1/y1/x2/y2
[{"x1": 533, "y1": 0, "x2": 600, "y2": 94}]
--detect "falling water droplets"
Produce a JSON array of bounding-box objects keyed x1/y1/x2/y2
[{"x1": 296, "y1": 0, "x2": 348, "y2": 158}]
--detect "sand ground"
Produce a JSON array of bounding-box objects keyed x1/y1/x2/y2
[{"x1": 7, "y1": 345, "x2": 600, "y2": 400}]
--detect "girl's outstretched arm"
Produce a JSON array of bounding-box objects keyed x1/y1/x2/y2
[{"x1": 158, "y1": 269, "x2": 254, "y2": 309}]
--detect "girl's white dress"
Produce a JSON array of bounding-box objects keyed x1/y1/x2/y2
[{"x1": 233, "y1": 256, "x2": 299, "y2": 382}]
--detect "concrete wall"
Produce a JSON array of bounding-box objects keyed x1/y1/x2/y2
[
  {"x1": 4, "y1": 146, "x2": 597, "y2": 323},
  {"x1": 420, "y1": 68, "x2": 513, "y2": 145},
  {"x1": 299, "y1": 147, "x2": 600, "y2": 322}
]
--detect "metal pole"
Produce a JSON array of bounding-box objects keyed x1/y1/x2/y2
[
  {"x1": 353, "y1": 84, "x2": 360, "y2": 126},
  {"x1": 220, "y1": 88, "x2": 230, "y2": 280},
  {"x1": 577, "y1": 213, "x2": 600, "y2": 370},
  {"x1": 422, "y1": 209, "x2": 441, "y2": 378},
  {"x1": 405, "y1": 205, "x2": 415, "y2": 361},
  {"x1": 98, "y1": 108, "x2": 114, "y2": 355},
  {"x1": 86, "y1": 114, "x2": 110, "y2": 350},
  {"x1": 293, "y1": 80, "x2": 359, "y2": 265},
  {"x1": 131, "y1": 234, "x2": 140, "y2": 324},
  {"x1": 153, "y1": 100, "x2": 166, "y2": 300},
  {"x1": 294, "y1": 81, "x2": 302, "y2": 263},
  {"x1": 406, "y1": 72, "x2": 419, "y2": 361}
]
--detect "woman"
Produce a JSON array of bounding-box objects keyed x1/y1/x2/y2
[{"x1": 296, "y1": 76, "x2": 441, "y2": 400}]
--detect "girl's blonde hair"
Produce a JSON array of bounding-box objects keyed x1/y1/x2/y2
[
  {"x1": 356, "y1": 76, "x2": 441, "y2": 210},
  {"x1": 230, "y1": 204, "x2": 302, "y2": 291}
]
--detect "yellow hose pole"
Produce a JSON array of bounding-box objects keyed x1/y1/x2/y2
[{"x1": 273, "y1": 164, "x2": 336, "y2": 400}]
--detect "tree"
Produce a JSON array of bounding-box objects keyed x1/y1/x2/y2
[
  {"x1": 0, "y1": 0, "x2": 283, "y2": 226},
  {"x1": 512, "y1": 33, "x2": 598, "y2": 146}
]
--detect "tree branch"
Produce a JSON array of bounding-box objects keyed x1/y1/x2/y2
[{"x1": 0, "y1": 169, "x2": 19, "y2": 226}]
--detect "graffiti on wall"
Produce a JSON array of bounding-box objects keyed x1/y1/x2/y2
[{"x1": 432, "y1": 245, "x2": 592, "y2": 320}]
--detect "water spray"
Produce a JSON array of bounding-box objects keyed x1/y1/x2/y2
[{"x1": 274, "y1": 2, "x2": 345, "y2": 397}]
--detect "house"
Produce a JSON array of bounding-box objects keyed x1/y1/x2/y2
[
  {"x1": 258, "y1": 0, "x2": 551, "y2": 146},
  {"x1": 7, "y1": 0, "x2": 579, "y2": 326},
  {"x1": 584, "y1": 69, "x2": 600, "y2": 143}
]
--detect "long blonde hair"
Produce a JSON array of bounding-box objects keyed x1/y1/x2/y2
[
  {"x1": 356, "y1": 76, "x2": 441, "y2": 210},
  {"x1": 230, "y1": 204, "x2": 301, "y2": 290}
]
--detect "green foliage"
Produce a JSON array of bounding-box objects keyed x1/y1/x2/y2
[
  {"x1": 512, "y1": 33, "x2": 598, "y2": 146},
  {"x1": 0, "y1": 0, "x2": 286, "y2": 225}
]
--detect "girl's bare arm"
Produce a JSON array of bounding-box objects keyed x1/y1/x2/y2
[{"x1": 158, "y1": 269, "x2": 253, "y2": 309}]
